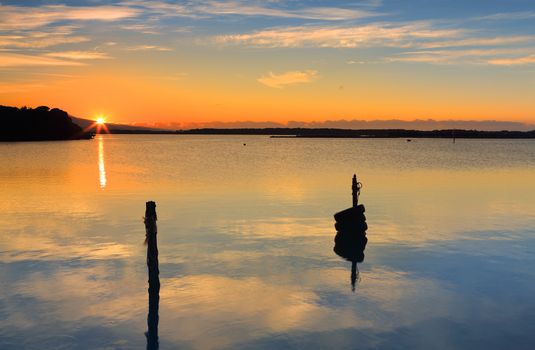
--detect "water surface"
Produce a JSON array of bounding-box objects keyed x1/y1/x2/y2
[{"x1": 1, "y1": 135, "x2": 535, "y2": 349}]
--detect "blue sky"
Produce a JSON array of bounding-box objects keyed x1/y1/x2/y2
[{"x1": 2, "y1": 0, "x2": 534, "y2": 62}]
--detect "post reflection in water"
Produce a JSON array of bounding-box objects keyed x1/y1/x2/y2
[{"x1": 98, "y1": 135, "x2": 107, "y2": 189}]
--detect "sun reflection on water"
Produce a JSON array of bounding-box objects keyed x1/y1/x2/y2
[{"x1": 98, "y1": 136, "x2": 107, "y2": 189}]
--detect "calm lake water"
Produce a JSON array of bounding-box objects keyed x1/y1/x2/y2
[{"x1": 1, "y1": 135, "x2": 535, "y2": 349}]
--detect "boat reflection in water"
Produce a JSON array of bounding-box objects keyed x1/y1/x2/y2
[{"x1": 333, "y1": 175, "x2": 368, "y2": 291}]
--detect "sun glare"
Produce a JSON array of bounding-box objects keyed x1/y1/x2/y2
[{"x1": 96, "y1": 117, "x2": 106, "y2": 125}]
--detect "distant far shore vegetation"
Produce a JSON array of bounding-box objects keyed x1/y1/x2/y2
[
  {"x1": 1, "y1": 104, "x2": 534, "y2": 141},
  {"x1": 0, "y1": 105, "x2": 92, "y2": 141},
  {"x1": 85, "y1": 126, "x2": 535, "y2": 138},
  {"x1": 174, "y1": 128, "x2": 535, "y2": 138}
]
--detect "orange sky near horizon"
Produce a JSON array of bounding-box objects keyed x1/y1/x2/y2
[{"x1": 2, "y1": 64, "x2": 534, "y2": 127}]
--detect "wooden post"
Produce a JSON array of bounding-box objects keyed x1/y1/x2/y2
[
  {"x1": 352, "y1": 174, "x2": 359, "y2": 208},
  {"x1": 145, "y1": 201, "x2": 159, "y2": 350}
]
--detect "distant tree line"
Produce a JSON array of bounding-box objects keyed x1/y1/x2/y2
[
  {"x1": 176, "y1": 128, "x2": 535, "y2": 138},
  {"x1": 0, "y1": 105, "x2": 92, "y2": 141}
]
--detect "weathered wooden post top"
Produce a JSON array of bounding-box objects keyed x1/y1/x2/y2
[
  {"x1": 145, "y1": 201, "x2": 157, "y2": 224},
  {"x1": 352, "y1": 174, "x2": 362, "y2": 208}
]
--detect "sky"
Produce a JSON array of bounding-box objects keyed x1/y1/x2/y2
[{"x1": 0, "y1": 0, "x2": 534, "y2": 128}]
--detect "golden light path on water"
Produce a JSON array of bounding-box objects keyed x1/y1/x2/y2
[{"x1": 98, "y1": 135, "x2": 106, "y2": 189}]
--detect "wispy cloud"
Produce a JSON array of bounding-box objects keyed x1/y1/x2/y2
[
  {"x1": 475, "y1": 11, "x2": 535, "y2": 21},
  {"x1": 0, "y1": 53, "x2": 85, "y2": 67},
  {"x1": 120, "y1": 0, "x2": 375, "y2": 20},
  {"x1": 217, "y1": 22, "x2": 463, "y2": 48},
  {"x1": 119, "y1": 0, "x2": 193, "y2": 17},
  {"x1": 0, "y1": 4, "x2": 140, "y2": 31},
  {"x1": 347, "y1": 60, "x2": 366, "y2": 64},
  {"x1": 388, "y1": 48, "x2": 535, "y2": 65},
  {"x1": 257, "y1": 70, "x2": 318, "y2": 89},
  {"x1": 0, "y1": 26, "x2": 89, "y2": 49},
  {"x1": 45, "y1": 51, "x2": 112, "y2": 60},
  {"x1": 487, "y1": 55, "x2": 535, "y2": 66},
  {"x1": 121, "y1": 24, "x2": 160, "y2": 34},
  {"x1": 126, "y1": 45, "x2": 172, "y2": 51},
  {"x1": 198, "y1": 2, "x2": 373, "y2": 21},
  {"x1": 418, "y1": 36, "x2": 535, "y2": 49}
]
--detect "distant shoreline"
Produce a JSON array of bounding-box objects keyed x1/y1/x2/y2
[
  {"x1": 108, "y1": 128, "x2": 535, "y2": 139},
  {"x1": 2, "y1": 101, "x2": 534, "y2": 141}
]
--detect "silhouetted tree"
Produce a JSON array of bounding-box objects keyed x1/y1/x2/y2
[{"x1": 0, "y1": 105, "x2": 91, "y2": 141}]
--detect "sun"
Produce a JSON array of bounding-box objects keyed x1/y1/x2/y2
[{"x1": 93, "y1": 115, "x2": 109, "y2": 134}]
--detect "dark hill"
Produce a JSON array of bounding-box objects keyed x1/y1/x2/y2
[
  {"x1": 0, "y1": 105, "x2": 92, "y2": 141},
  {"x1": 70, "y1": 116, "x2": 170, "y2": 133}
]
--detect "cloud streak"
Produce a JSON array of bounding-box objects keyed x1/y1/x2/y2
[
  {"x1": 487, "y1": 55, "x2": 535, "y2": 66},
  {"x1": 121, "y1": 0, "x2": 375, "y2": 21},
  {"x1": 45, "y1": 51, "x2": 112, "y2": 60},
  {"x1": 198, "y1": 2, "x2": 373, "y2": 21},
  {"x1": 0, "y1": 4, "x2": 140, "y2": 31},
  {"x1": 217, "y1": 23, "x2": 463, "y2": 48},
  {"x1": 126, "y1": 45, "x2": 173, "y2": 51},
  {"x1": 257, "y1": 70, "x2": 318, "y2": 89},
  {"x1": 418, "y1": 36, "x2": 535, "y2": 49},
  {"x1": 388, "y1": 48, "x2": 535, "y2": 65},
  {"x1": 0, "y1": 53, "x2": 86, "y2": 67},
  {"x1": 475, "y1": 11, "x2": 535, "y2": 21},
  {"x1": 0, "y1": 26, "x2": 89, "y2": 49}
]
